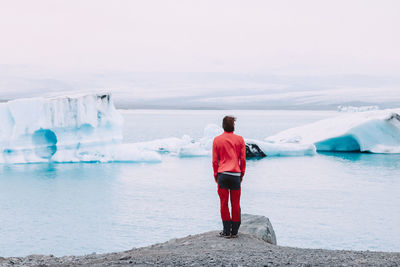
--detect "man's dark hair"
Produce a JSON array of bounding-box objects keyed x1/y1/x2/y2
[{"x1": 222, "y1": 116, "x2": 236, "y2": 132}]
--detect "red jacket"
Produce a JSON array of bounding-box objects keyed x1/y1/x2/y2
[{"x1": 212, "y1": 131, "x2": 246, "y2": 179}]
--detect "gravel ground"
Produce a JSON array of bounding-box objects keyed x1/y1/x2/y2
[{"x1": 1, "y1": 231, "x2": 399, "y2": 266}]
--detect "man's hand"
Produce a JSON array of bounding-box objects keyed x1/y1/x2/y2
[{"x1": 214, "y1": 175, "x2": 218, "y2": 183}]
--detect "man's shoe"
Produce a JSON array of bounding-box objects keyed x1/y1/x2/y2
[
  {"x1": 219, "y1": 231, "x2": 231, "y2": 238},
  {"x1": 221, "y1": 220, "x2": 232, "y2": 237},
  {"x1": 231, "y1": 221, "x2": 241, "y2": 236}
]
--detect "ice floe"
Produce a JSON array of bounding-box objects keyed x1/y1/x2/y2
[
  {"x1": 130, "y1": 123, "x2": 316, "y2": 158},
  {"x1": 266, "y1": 109, "x2": 400, "y2": 153}
]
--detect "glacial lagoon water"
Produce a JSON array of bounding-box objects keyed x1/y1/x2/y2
[{"x1": 1, "y1": 110, "x2": 399, "y2": 256}]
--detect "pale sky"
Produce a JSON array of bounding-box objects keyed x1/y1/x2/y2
[{"x1": 1, "y1": 0, "x2": 399, "y2": 75}]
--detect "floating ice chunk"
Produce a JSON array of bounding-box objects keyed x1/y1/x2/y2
[
  {"x1": 0, "y1": 93, "x2": 159, "y2": 163},
  {"x1": 178, "y1": 143, "x2": 211, "y2": 157},
  {"x1": 199, "y1": 124, "x2": 223, "y2": 150},
  {"x1": 134, "y1": 135, "x2": 194, "y2": 154},
  {"x1": 178, "y1": 124, "x2": 222, "y2": 157},
  {"x1": 49, "y1": 143, "x2": 161, "y2": 163},
  {"x1": 0, "y1": 104, "x2": 14, "y2": 141},
  {"x1": 135, "y1": 122, "x2": 313, "y2": 158},
  {"x1": 131, "y1": 124, "x2": 222, "y2": 157},
  {"x1": 246, "y1": 139, "x2": 316, "y2": 157},
  {"x1": 266, "y1": 109, "x2": 400, "y2": 154},
  {"x1": 112, "y1": 143, "x2": 161, "y2": 162},
  {"x1": 368, "y1": 145, "x2": 400, "y2": 154}
]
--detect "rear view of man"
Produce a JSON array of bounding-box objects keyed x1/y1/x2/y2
[{"x1": 212, "y1": 116, "x2": 246, "y2": 238}]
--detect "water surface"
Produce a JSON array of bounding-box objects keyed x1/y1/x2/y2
[{"x1": 0, "y1": 110, "x2": 399, "y2": 256}]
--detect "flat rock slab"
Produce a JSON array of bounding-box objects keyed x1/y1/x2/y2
[{"x1": 2, "y1": 231, "x2": 399, "y2": 266}]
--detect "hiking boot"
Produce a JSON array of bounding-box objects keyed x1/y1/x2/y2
[
  {"x1": 219, "y1": 220, "x2": 232, "y2": 237},
  {"x1": 231, "y1": 221, "x2": 241, "y2": 236},
  {"x1": 218, "y1": 231, "x2": 231, "y2": 238}
]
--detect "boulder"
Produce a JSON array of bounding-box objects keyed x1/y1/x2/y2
[
  {"x1": 240, "y1": 214, "x2": 277, "y2": 245},
  {"x1": 245, "y1": 143, "x2": 267, "y2": 158}
]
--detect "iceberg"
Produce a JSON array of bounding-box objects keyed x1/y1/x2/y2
[
  {"x1": 0, "y1": 93, "x2": 161, "y2": 163},
  {"x1": 132, "y1": 123, "x2": 316, "y2": 158},
  {"x1": 245, "y1": 140, "x2": 316, "y2": 157},
  {"x1": 10, "y1": 92, "x2": 390, "y2": 163},
  {"x1": 133, "y1": 124, "x2": 222, "y2": 157},
  {"x1": 266, "y1": 109, "x2": 400, "y2": 154}
]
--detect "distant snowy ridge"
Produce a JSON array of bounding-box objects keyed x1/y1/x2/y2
[
  {"x1": 0, "y1": 93, "x2": 160, "y2": 163},
  {"x1": 266, "y1": 109, "x2": 400, "y2": 154},
  {"x1": 337, "y1": 105, "x2": 379, "y2": 113}
]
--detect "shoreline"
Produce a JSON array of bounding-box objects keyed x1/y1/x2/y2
[{"x1": 2, "y1": 231, "x2": 399, "y2": 266}]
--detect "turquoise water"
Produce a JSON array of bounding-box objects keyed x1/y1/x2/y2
[{"x1": 1, "y1": 110, "x2": 399, "y2": 256}]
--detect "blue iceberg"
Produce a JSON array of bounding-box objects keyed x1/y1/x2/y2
[
  {"x1": 0, "y1": 93, "x2": 160, "y2": 163},
  {"x1": 266, "y1": 109, "x2": 400, "y2": 153}
]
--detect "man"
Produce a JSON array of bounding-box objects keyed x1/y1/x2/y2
[{"x1": 212, "y1": 116, "x2": 246, "y2": 238}]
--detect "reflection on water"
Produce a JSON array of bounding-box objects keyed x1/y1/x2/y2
[
  {"x1": 1, "y1": 163, "x2": 59, "y2": 180},
  {"x1": 1, "y1": 163, "x2": 114, "y2": 180},
  {"x1": 318, "y1": 151, "x2": 363, "y2": 161},
  {"x1": 319, "y1": 152, "x2": 400, "y2": 169}
]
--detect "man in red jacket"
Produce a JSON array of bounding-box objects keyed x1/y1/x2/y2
[{"x1": 212, "y1": 116, "x2": 246, "y2": 238}]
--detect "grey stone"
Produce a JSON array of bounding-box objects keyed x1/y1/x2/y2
[{"x1": 240, "y1": 213, "x2": 277, "y2": 245}]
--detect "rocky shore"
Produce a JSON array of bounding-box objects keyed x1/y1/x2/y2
[{"x1": 1, "y1": 215, "x2": 399, "y2": 266}]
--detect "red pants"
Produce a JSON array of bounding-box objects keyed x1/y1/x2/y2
[{"x1": 218, "y1": 185, "x2": 241, "y2": 222}]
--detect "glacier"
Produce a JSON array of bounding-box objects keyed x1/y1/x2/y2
[
  {"x1": 0, "y1": 93, "x2": 161, "y2": 163},
  {"x1": 266, "y1": 109, "x2": 400, "y2": 154}
]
